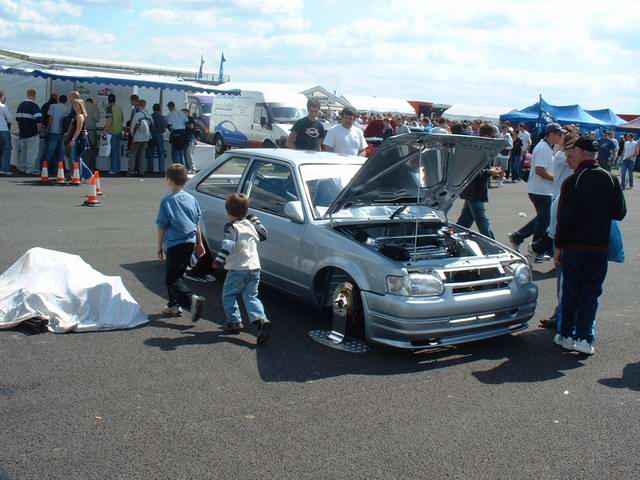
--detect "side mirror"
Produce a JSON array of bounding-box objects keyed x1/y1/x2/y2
[
  {"x1": 284, "y1": 201, "x2": 305, "y2": 224},
  {"x1": 261, "y1": 117, "x2": 272, "y2": 130}
]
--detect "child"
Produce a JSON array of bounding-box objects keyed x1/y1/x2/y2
[
  {"x1": 213, "y1": 193, "x2": 271, "y2": 344},
  {"x1": 156, "y1": 163, "x2": 206, "y2": 321}
]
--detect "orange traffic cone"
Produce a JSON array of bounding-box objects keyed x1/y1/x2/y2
[
  {"x1": 83, "y1": 176, "x2": 102, "y2": 207},
  {"x1": 40, "y1": 161, "x2": 49, "y2": 183},
  {"x1": 94, "y1": 170, "x2": 103, "y2": 196},
  {"x1": 71, "y1": 162, "x2": 81, "y2": 186},
  {"x1": 55, "y1": 162, "x2": 67, "y2": 185}
]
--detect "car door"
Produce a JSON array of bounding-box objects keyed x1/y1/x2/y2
[
  {"x1": 194, "y1": 155, "x2": 252, "y2": 250},
  {"x1": 250, "y1": 103, "x2": 273, "y2": 146},
  {"x1": 241, "y1": 158, "x2": 309, "y2": 298}
]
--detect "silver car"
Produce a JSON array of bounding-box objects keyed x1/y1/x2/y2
[{"x1": 186, "y1": 133, "x2": 538, "y2": 349}]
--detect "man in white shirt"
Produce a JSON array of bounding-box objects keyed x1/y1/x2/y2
[
  {"x1": 494, "y1": 124, "x2": 513, "y2": 186},
  {"x1": 166, "y1": 101, "x2": 188, "y2": 165},
  {"x1": 620, "y1": 133, "x2": 638, "y2": 190},
  {"x1": 322, "y1": 107, "x2": 367, "y2": 156},
  {"x1": 0, "y1": 90, "x2": 13, "y2": 175},
  {"x1": 509, "y1": 123, "x2": 564, "y2": 258},
  {"x1": 429, "y1": 117, "x2": 450, "y2": 134},
  {"x1": 517, "y1": 123, "x2": 531, "y2": 170}
]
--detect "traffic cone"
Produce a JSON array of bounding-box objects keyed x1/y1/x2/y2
[
  {"x1": 83, "y1": 176, "x2": 102, "y2": 207},
  {"x1": 71, "y1": 162, "x2": 81, "y2": 186},
  {"x1": 40, "y1": 161, "x2": 49, "y2": 183},
  {"x1": 94, "y1": 170, "x2": 103, "y2": 196},
  {"x1": 55, "y1": 162, "x2": 67, "y2": 185}
]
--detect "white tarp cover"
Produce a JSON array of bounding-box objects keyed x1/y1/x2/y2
[{"x1": 0, "y1": 248, "x2": 147, "y2": 333}]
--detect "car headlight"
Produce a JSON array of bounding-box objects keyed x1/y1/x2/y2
[
  {"x1": 386, "y1": 273, "x2": 444, "y2": 297},
  {"x1": 514, "y1": 264, "x2": 532, "y2": 286}
]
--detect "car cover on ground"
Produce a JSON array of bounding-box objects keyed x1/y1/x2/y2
[{"x1": 0, "y1": 248, "x2": 148, "y2": 333}]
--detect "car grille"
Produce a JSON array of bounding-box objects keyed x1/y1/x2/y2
[{"x1": 441, "y1": 267, "x2": 512, "y2": 295}]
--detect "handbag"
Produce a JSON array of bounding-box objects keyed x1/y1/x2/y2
[
  {"x1": 98, "y1": 133, "x2": 111, "y2": 157},
  {"x1": 607, "y1": 220, "x2": 624, "y2": 263}
]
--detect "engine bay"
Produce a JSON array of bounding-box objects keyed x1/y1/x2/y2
[{"x1": 335, "y1": 220, "x2": 506, "y2": 262}]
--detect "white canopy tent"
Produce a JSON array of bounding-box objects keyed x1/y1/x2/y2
[
  {"x1": 341, "y1": 94, "x2": 415, "y2": 115},
  {"x1": 442, "y1": 104, "x2": 514, "y2": 123}
]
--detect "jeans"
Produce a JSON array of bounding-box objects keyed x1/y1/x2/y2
[
  {"x1": 456, "y1": 200, "x2": 494, "y2": 239},
  {"x1": 560, "y1": 249, "x2": 608, "y2": 343},
  {"x1": 512, "y1": 193, "x2": 552, "y2": 244},
  {"x1": 44, "y1": 133, "x2": 65, "y2": 175},
  {"x1": 510, "y1": 155, "x2": 522, "y2": 181},
  {"x1": 70, "y1": 134, "x2": 93, "y2": 180},
  {"x1": 148, "y1": 133, "x2": 165, "y2": 172},
  {"x1": 109, "y1": 133, "x2": 122, "y2": 173},
  {"x1": 165, "y1": 243, "x2": 195, "y2": 308},
  {"x1": 18, "y1": 135, "x2": 40, "y2": 173},
  {"x1": 620, "y1": 159, "x2": 634, "y2": 188},
  {"x1": 222, "y1": 270, "x2": 266, "y2": 325},
  {"x1": 87, "y1": 129, "x2": 98, "y2": 171},
  {"x1": 0, "y1": 130, "x2": 12, "y2": 173},
  {"x1": 171, "y1": 143, "x2": 185, "y2": 166},
  {"x1": 184, "y1": 139, "x2": 194, "y2": 171}
]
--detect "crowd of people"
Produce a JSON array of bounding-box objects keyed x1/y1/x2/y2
[{"x1": 0, "y1": 89, "x2": 201, "y2": 178}]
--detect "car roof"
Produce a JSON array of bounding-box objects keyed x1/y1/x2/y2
[{"x1": 226, "y1": 148, "x2": 365, "y2": 166}]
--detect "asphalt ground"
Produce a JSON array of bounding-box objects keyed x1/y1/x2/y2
[{"x1": 0, "y1": 173, "x2": 638, "y2": 480}]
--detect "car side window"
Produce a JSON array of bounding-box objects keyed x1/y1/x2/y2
[
  {"x1": 245, "y1": 161, "x2": 299, "y2": 217},
  {"x1": 253, "y1": 103, "x2": 269, "y2": 126},
  {"x1": 196, "y1": 157, "x2": 250, "y2": 198}
]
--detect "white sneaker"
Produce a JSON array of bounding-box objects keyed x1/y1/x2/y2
[
  {"x1": 162, "y1": 305, "x2": 183, "y2": 317},
  {"x1": 573, "y1": 339, "x2": 594, "y2": 355},
  {"x1": 554, "y1": 334, "x2": 575, "y2": 351}
]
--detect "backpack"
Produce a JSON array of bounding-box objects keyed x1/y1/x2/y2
[{"x1": 61, "y1": 111, "x2": 74, "y2": 134}]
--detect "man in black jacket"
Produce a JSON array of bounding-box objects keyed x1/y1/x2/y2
[
  {"x1": 456, "y1": 123, "x2": 503, "y2": 238},
  {"x1": 553, "y1": 135, "x2": 626, "y2": 355}
]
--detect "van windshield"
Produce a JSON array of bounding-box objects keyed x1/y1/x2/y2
[{"x1": 268, "y1": 103, "x2": 307, "y2": 124}]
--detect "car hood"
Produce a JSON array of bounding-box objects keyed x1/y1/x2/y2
[{"x1": 324, "y1": 133, "x2": 505, "y2": 217}]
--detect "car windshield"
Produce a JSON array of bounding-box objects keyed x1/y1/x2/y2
[
  {"x1": 268, "y1": 103, "x2": 307, "y2": 123},
  {"x1": 299, "y1": 163, "x2": 363, "y2": 218}
]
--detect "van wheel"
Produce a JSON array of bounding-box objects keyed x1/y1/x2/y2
[
  {"x1": 214, "y1": 135, "x2": 226, "y2": 155},
  {"x1": 336, "y1": 281, "x2": 365, "y2": 340}
]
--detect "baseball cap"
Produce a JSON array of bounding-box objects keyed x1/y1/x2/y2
[
  {"x1": 572, "y1": 134, "x2": 599, "y2": 152},
  {"x1": 544, "y1": 122, "x2": 566, "y2": 135}
]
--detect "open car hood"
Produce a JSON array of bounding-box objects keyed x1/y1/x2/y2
[{"x1": 324, "y1": 133, "x2": 506, "y2": 217}]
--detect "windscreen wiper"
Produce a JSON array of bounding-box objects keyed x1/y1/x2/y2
[{"x1": 389, "y1": 206, "x2": 407, "y2": 219}]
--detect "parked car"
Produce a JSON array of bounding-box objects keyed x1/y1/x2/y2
[{"x1": 186, "y1": 133, "x2": 538, "y2": 349}]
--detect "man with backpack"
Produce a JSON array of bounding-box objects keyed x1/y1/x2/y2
[
  {"x1": 129, "y1": 99, "x2": 152, "y2": 176},
  {"x1": 554, "y1": 135, "x2": 626, "y2": 355}
]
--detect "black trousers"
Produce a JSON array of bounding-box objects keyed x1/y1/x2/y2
[{"x1": 166, "y1": 243, "x2": 195, "y2": 308}]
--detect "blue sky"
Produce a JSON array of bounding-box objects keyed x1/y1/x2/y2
[{"x1": 1, "y1": 0, "x2": 639, "y2": 113}]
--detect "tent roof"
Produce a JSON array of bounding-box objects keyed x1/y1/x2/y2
[
  {"x1": 443, "y1": 104, "x2": 513, "y2": 122},
  {"x1": 585, "y1": 108, "x2": 626, "y2": 126},
  {"x1": 618, "y1": 117, "x2": 640, "y2": 131},
  {"x1": 0, "y1": 66, "x2": 239, "y2": 95},
  {"x1": 500, "y1": 98, "x2": 610, "y2": 127},
  {"x1": 341, "y1": 94, "x2": 415, "y2": 115}
]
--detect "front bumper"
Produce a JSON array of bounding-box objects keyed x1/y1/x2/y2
[{"x1": 362, "y1": 284, "x2": 538, "y2": 349}]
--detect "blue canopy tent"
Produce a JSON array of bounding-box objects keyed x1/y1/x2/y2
[
  {"x1": 500, "y1": 97, "x2": 612, "y2": 134},
  {"x1": 585, "y1": 108, "x2": 626, "y2": 127}
]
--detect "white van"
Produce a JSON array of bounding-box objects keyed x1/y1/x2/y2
[{"x1": 208, "y1": 83, "x2": 308, "y2": 154}]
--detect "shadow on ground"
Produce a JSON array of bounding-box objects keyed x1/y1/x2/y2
[{"x1": 598, "y1": 362, "x2": 640, "y2": 391}]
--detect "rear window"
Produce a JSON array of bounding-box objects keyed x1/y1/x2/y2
[{"x1": 196, "y1": 157, "x2": 250, "y2": 199}]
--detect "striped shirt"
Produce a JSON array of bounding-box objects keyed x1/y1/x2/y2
[{"x1": 16, "y1": 99, "x2": 42, "y2": 138}]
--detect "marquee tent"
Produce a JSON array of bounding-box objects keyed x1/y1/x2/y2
[
  {"x1": 618, "y1": 117, "x2": 640, "y2": 132},
  {"x1": 341, "y1": 94, "x2": 415, "y2": 115},
  {"x1": 500, "y1": 97, "x2": 612, "y2": 130},
  {"x1": 442, "y1": 104, "x2": 512, "y2": 123},
  {"x1": 585, "y1": 108, "x2": 626, "y2": 126}
]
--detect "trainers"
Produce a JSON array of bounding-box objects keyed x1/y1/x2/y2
[
  {"x1": 573, "y1": 339, "x2": 594, "y2": 355},
  {"x1": 162, "y1": 305, "x2": 183, "y2": 317},
  {"x1": 508, "y1": 233, "x2": 521, "y2": 252},
  {"x1": 222, "y1": 322, "x2": 243, "y2": 333},
  {"x1": 554, "y1": 334, "x2": 575, "y2": 351},
  {"x1": 190, "y1": 295, "x2": 205, "y2": 322},
  {"x1": 534, "y1": 254, "x2": 551, "y2": 263},
  {"x1": 255, "y1": 319, "x2": 272, "y2": 345},
  {"x1": 184, "y1": 272, "x2": 216, "y2": 283}
]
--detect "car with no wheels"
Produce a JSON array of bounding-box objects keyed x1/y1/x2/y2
[{"x1": 186, "y1": 133, "x2": 538, "y2": 349}]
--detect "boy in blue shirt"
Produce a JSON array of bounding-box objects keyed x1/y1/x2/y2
[
  {"x1": 213, "y1": 193, "x2": 271, "y2": 344},
  {"x1": 156, "y1": 163, "x2": 206, "y2": 321}
]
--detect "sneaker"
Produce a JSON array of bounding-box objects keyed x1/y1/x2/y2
[
  {"x1": 255, "y1": 319, "x2": 272, "y2": 345},
  {"x1": 162, "y1": 305, "x2": 183, "y2": 317},
  {"x1": 534, "y1": 254, "x2": 551, "y2": 263},
  {"x1": 184, "y1": 272, "x2": 216, "y2": 283},
  {"x1": 222, "y1": 322, "x2": 243, "y2": 333},
  {"x1": 554, "y1": 334, "x2": 575, "y2": 351},
  {"x1": 190, "y1": 294, "x2": 205, "y2": 322},
  {"x1": 573, "y1": 339, "x2": 594, "y2": 355},
  {"x1": 508, "y1": 233, "x2": 521, "y2": 252}
]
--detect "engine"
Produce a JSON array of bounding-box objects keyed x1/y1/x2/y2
[{"x1": 335, "y1": 221, "x2": 503, "y2": 262}]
